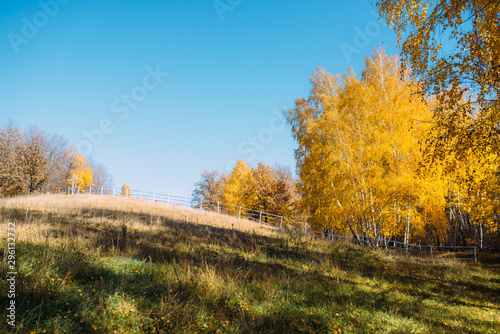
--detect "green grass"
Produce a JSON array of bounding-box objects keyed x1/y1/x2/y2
[{"x1": 1, "y1": 195, "x2": 499, "y2": 333}]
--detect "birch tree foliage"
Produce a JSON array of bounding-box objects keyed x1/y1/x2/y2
[
  {"x1": 375, "y1": 0, "x2": 500, "y2": 235},
  {"x1": 286, "y1": 49, "x2": 445, "y2": 241},
  {"x1": 422, "y1": 99, "x2": 500, "y2": 232},
  {"x1": 223, "y1": 159, "x2": 251, "y2": 207},
  {"x1": 375, "y1": 0, "x2": 500, "y2": 152},
  {"x1": 67, "y1": 154, "x2": 93, "y2": 191}
]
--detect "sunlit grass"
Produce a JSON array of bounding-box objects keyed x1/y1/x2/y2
[{"x1": 0, "y1": 194, "x2": 499, "y2": 333}]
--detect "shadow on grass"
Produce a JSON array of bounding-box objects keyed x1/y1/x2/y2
[{"x1": 1, "y1": 206, "x2": 499, "y2": 333}]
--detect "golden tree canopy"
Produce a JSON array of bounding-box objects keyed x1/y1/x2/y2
[
  {"x1": 67, "y1": 154, "x2": 92, "y2": 191},
  {"x1": 286, "y1": 49, "x2": 445, "y2": 241},
  {"x1": 376, "y1": 0, "x2": 500, "y2": 152},
  {"x1": 223, "y1": 159, "x2": 251, "y2": 207},
  {"x1": 376, "y1": 0, "x2": 499, "y2": 101},
  {"x1": 121, "y1": 183, "x2": 131, "y2": 197}
]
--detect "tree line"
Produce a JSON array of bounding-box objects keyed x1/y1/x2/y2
[
  {"x1": 0, "y1": 121, "x2": 113, "y2": 197},
  {"x1": 193, "y1": 160, "x2": 306, "y2": 221},
  {"x1": 203, "y1": 0, "x2": 499, "y2": 250},
  {"x1": 285, "y1": 49, "x2": 499, "y2": 249},
  {"x1": 194, "y1": 30, "x2": 499, "y2": 250}
]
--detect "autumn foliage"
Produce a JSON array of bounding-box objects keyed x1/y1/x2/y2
[
  {"x1": 285, "y1": 49, "x2": 498, "y2": 247},
  {"x1": 286, "y1": 50, "x2": 440, "y2": 243},
  {"x1": 193, "y1": 160, "x2": 302, "y2": 220},
  {"x1": 121, "y1": 183, "x2": 132, "y2": 197},
  {"x1": 373, "y1": 1, "x2": 500, "y2": 247},
  {"x1": 193, "y1": 46, "x2": 499, "y2": 248},
  {"x1": 0, "y1": 122, "x2": 111, "y2": 197},
  {"x1": 67, "y1": 154, "x2": 93, "y2": 193}
]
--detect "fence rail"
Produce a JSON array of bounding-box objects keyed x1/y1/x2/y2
[{"x1": 73, "y1": 186, "x2": 478, "y2": 262}]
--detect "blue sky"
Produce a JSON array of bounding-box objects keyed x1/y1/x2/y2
[{"x1": 0, "y1": 0, "x2": 398, "y2": 197}]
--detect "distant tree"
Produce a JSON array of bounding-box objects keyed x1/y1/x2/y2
[
  {"x1": 67, "y1": 154, "x2": 93, "y2": 192},
  {"x1": 121, "y1": 183, "x2": 131, "y2": 197},
  {"x1": 0, "y1": 122, "x2": 24, "y2": 196},
  {"x1": 192, "y1": 170, "x2": 225, "y2": 205},
  {"x1": 0, "y1": 122, "x2": 111, "y2": 197},
  {"x1": 20, "y1": 126, "x2": 72, "y2": 194},
  {"x1": 89, "y1": 158, "x2": 114, "y2": 193},
  {"x1": 193, "y1": 160, "x2": 303, "y2": 221},
  {"x1": 223, "y1": 159, "x2": 252, "y2": 207},
  {"x1": 20, "y1": 126, "x2": 50, "y2": 194},
  {"x1": 273, "y1": 164, "x2": 304, "y2": 220},
  {"x1": 44, "y1": 134, "x2": 74, "y2": 193},
  {"x1": 245, "y1": 162, "x2": 304, "y2": 220},
  {"x1": 246, "y1": 162, "x2": 277, "y2": 214}
]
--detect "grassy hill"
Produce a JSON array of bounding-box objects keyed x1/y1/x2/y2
[{"x1": 1, "y1": 194, "x2": 499, "y2": 333}]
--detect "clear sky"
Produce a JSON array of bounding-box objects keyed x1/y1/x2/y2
[{"x1": 0, "y1": 0, "x2": 398, "y2": 197}]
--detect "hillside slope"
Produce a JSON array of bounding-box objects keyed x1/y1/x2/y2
[{"x1": 1, "y1": 194, "x2": 499, "y2": 333}]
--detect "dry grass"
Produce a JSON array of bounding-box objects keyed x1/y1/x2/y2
[
  {"x1": 0, "y1": 194, "x2": 499, "y2": 333},
  {"x1": 0, "y1": 194, "x2": 277, "y2": 240}
]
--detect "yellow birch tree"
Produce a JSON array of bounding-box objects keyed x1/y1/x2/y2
[
  {"x1": 286, "y1": 49, "x2": 446, "y2": 242},
  {"x1": 67, "y1": 154, "x2": 93, "y2": 192},
  {"x1": 223, "y1": 159, "x2": 251, "y2": 207}
]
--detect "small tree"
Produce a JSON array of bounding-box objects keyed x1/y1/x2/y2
[
  {"x1": 223, "y1": 159, "x2": 252, "y2": 207},
  {"x1": 67, "y1": 154, "x2": 93, "y2": 192},
  {"x1": 121, "y1": 183, "x2": 131, "y2": 197},
  {"x1": 21, "y1": 126, "x2": 50, "y2": 194},
  {"x1": 192, "y1": 170, "x2": 225, "y2": 206},
  {"x1": 0, "y1": 122, "x2": 24, "y2": 196},
  {"x1": 89, "y1": 158, "x2": 114, "y2": 193},
  {"x1": 273, "y1": 164, "x2": 303, "y2": 220}
]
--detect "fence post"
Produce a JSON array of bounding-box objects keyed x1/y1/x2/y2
[
  {"x1": 304, "y1": 222, "x2": 307, "y2": 234},
  {"x1": 331, "y1": 228, "x2": 334, "y2": 241},
  {"x1": 430, "y1": 245, "x2": 434, "y2": 260},
  {"x1": 200, "y1": 199, "x2": 203, "y2": 210},
  {"x1": 280, "y1": 216, "x2": 283, "y2": 230},
  {"x1": 217, "y1": 201, "x2": 220, "y2": 214},
  {"x1": 89, "y1": 187, "x2": 92, "y2": 195},
  {"x1": 239, "y1": 206, "x2": 241, "y2": 219},
  {"x1": 474, "y1": 247, "x2": 477, "y2": 263},
  {"x1": 259, "y1": 211, "x2": 262, "y2": 225}
]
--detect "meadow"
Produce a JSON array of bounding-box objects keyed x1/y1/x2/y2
[{"x1": 0, "y1": 194, "x2": 499, "y2": 333}]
